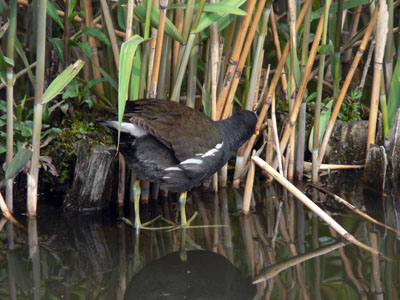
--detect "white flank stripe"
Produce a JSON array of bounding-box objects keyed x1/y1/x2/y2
[
  {"x1": 165, "y1": 167, "x2": 181, "y2": 171},
  {"x1": 201, "y1": 142, "x2": 223, "y2": 157},
  {"x1": 109, "y1": 121, "x2": 147, "y2": 137},
  {"x1": 181, "y1": 158, "x2": 203, "y2": 165}
]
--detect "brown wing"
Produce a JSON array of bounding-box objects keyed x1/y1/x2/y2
[{"x1": 124, "y1": 99, "x2": 223, "y2": 162}]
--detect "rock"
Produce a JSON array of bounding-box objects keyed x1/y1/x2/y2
[{"x1": 64, "y1": 140, "x2": 119, "y2": 211}]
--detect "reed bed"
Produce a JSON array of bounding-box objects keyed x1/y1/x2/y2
[{"x1": 1, "y1": 0, "x2": 399, "y2": 259}]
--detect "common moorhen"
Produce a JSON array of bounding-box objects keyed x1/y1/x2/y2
[{"x1": 101, "y1": 99, "x2": 257, "y2": 228}]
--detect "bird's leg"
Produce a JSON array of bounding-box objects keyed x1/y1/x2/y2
[
  {"x1": 132, "y1": 179, "x2": 174, "y2": 230},
  {"x1": 179, "y1": 192, "x2": 188, "y2": 226}
]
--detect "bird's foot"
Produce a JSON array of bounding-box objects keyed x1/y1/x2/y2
[
  {"x1": 168, "y1": 212, "x2": 227, "y2": 231},
  {"x1": 121, "y1": 215, "x2": 175, "y2": 231}
]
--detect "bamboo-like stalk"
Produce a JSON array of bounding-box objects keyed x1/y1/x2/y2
[
  {"x1": 149, "y1": 0, "x2": 168, "y2": 98},
  {"x1": 220, "y1": 0, "x2": 268, "y2": 120},
  {"x1": 186, "y1": 37, "x2": 198, "y2": 107},
  {"x1": 82, "y1": 0, "x2": 104, "y2": 94},
  {"x1": 125, "y1": 0, "x2": 135, "y2": 40},
  {"x1": 100, "y1": 0, "x2": 120, "y2": 69},
  {"x1": 343, "y1": 6, "x2": 361, "y2": 63},
  {"x1": 252, "y1": 156, "x2": 381, "y2": 255},
  {"x1": 6, "y1": 0, "x2": 17, "y2": 210},
  {"x1": 367, "y1": 1, "x2": 388, "y2": 152},
  {"x1": 312, "y1": 0, "x2": 331, "y2": 183},
  {"x1": 157, "y1": 31, "x2": 171, "y2": 98},
  {"x1": 384, "y1": 0, "x2": 394, "y2": 90},
  {"x1": 27, "y1": 0, "x2": 47, "y2": 216},
  {"x1": 215, "y1": 0, "x2": 258, "y2": 119},
  {"x1": 380, "y1": 74, "x2": 389, "y2": 138},
  {"x1": 170, "y1": 0, "x2": 206, "y2": 102},
  {"x1": 148, "y1": 29, "x2": 158, "y2": 95},
  {"x1": 270, "y1": 9, "x2": 288, "y2": 100},
  {"x1": 247, "y1": 8, "x2": 270, "y2": 110},
  {"x1": 333, "y1": 0, "x2": 344, "y2": 97},
  {"x1": 243, "y1": 151, "x2": 256, "y2": 214},
  {"x1": 271, "y1": 13, "x2": 325, "y2": 169},
  {"x1": 241, "y1": 0, "x2": 313, "y2": 164},
  {"x1": 64, "y1": 0, "x2": 70, "y2": 65},
  {"x1": 318, "y1": 7, "x2": 378, "y2": 165},
  {"x1": 172, "y1": 0, "x2": 184, "y2": 82}
]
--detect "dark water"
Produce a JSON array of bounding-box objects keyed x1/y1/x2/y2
[{"x1": 1, "y1": 170, "x2": 399, "y2": 299}]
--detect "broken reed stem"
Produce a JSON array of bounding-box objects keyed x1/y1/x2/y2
[
  {"x1": 215, "y1": 0, "x2": 258, "y2": 119},
  {"x1": 367, "y1": 0, "x2": 388, "y2": 152},
  {"x1": 318, "y1": 6, "x2": 378, "y2": 166},
  {"x1": 242, "y1": 0, "x2": 313, "y2": 164},
  {"x1": 252, "y1": 156, "x2": 381, "y2": 256},
  {"x1": 271, "y1": 13, "x2": 325, "y2": 170},
  {"x1": 220, "y1": 0, "x2": 268, "y2": 120},
  {"x1": 310, "y1": 184, "x2": 400, "y2": 235},
  {"x1": 149, "y1": 0, "x2": 168, "y2": 98}
]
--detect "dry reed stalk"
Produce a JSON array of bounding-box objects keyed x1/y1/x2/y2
[
  {"x1": 82, "y1": 0, "x2": 104, "y2": 94},
  {"x1": 222, "y1": 18, "x2": 237, "y2": 73},
  {"x1": 310, "y1": 184, "x2": 400, "y2": 235},
  {"x1": 147, "y1": 29, "x2": 157, "y2": 95},
  {"x1": 215, "y1": 0, "x2": 258, "y2": 119},
  {"x1": 318, "y1": 7, "x2": 378, "y2": 165},
  {"x1": 242, "y1": 150, "x2": 256, "y2": 214},
  {"x1": 125, "y1": 0, "x2": 136, "y2": 40},
  {"x1": 271, "y1": 95, "x2": 283, "y2": 174},
  {"x1": 172, "y1": 0, "x2": 184, "y2": 81},
  {"x1": 270, "y1": 9, "x2": 288, "y2": 99},
  {"x1": 367, "y1": 0, "x2": 388, "y2": 151},
  {"x1": 252, "y1": 156, "x2": 382, "y2": 255},
  {"x1": 220, "y1": 0, "x2": 267, "y2": 119},
  {"x1": 100, "y1": 0, "x2": 120, "y2": 69},
  {"x1": 303, "y1": 162, "x2": 364, "y2": 171},
  {"x1": 150, "y1": 0, "x2": 168, "y2": 98},
  {"x1": 272, "y1": 13, "x2": 325, "y2": 169},
  {"x1": 241, "y1": 0, "x2": 313, "y2": 164},
  {"x1": 344, "y1": 6, "x2": 362, "y2": 63}
]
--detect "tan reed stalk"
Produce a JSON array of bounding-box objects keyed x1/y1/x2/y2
[
  {"x1": 312, "y1": 0, "x2": 331, "y2": 183},
  {"x1": 222, "y1": 18, "x2": 237, "y2": 73},
  {"x1": 147, "y1": 29, "x2": 157, "y2": 95},
  {"x1": 150, "y1": 0, "x2": 168, "y2": 98},
  {"x1": 125, "y1": 0, "x2": 135, "y2": 40},
  {"x1": 270, "y1": 9, "x2": 288, "y2": 100},
  {"x1": 215, "y1": 0, "x2": 258, "y2": 119},
  {"x1": 318, "y1": 7, "x2": 378, "y2": 165},
  {"x1": 172, "y1": 0, "x2": 184, "y2": 82},
  {"x1": 271, "y1": 95, "x2": 284, "y2": 175},
  {"x1": 220, "y1": 0, "x2": 268, "y2": 120},
  {"x1": 343, "y1": 6, "x2": 362, "y2": 63},
  {"x1": 242, "y1": 150, "x2": 256, "y2": 214},
  {"x1": 367, "y1": 0, "x2": 388, "y2": 152},
  {"x1": 100, "y1": 0, "x2": 120, "y2": 69},
  {"x1": 241, "y1": 0, "x2": 313, "y2": 164},
  {"x1": 83, "y1": 0, "x2": 104, "y2": 94},
  {"x1": 271, "y1": 13, "x2": 325, "y2": 170},
  {"x1": 252, "y1": 156, "x2": 382, "y2": 255}
]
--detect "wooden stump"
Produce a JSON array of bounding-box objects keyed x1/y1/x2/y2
[{"x1": 64, "y1": 140, "x2": 119, "y2": 211}]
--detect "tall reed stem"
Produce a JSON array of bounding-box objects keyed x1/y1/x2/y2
[
  {"x1": 27, "y1": 0, "x2": 47, "y2": 216},
  {"x1": 6, "y1": 0, "x2": 18, "y2": 210}
]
